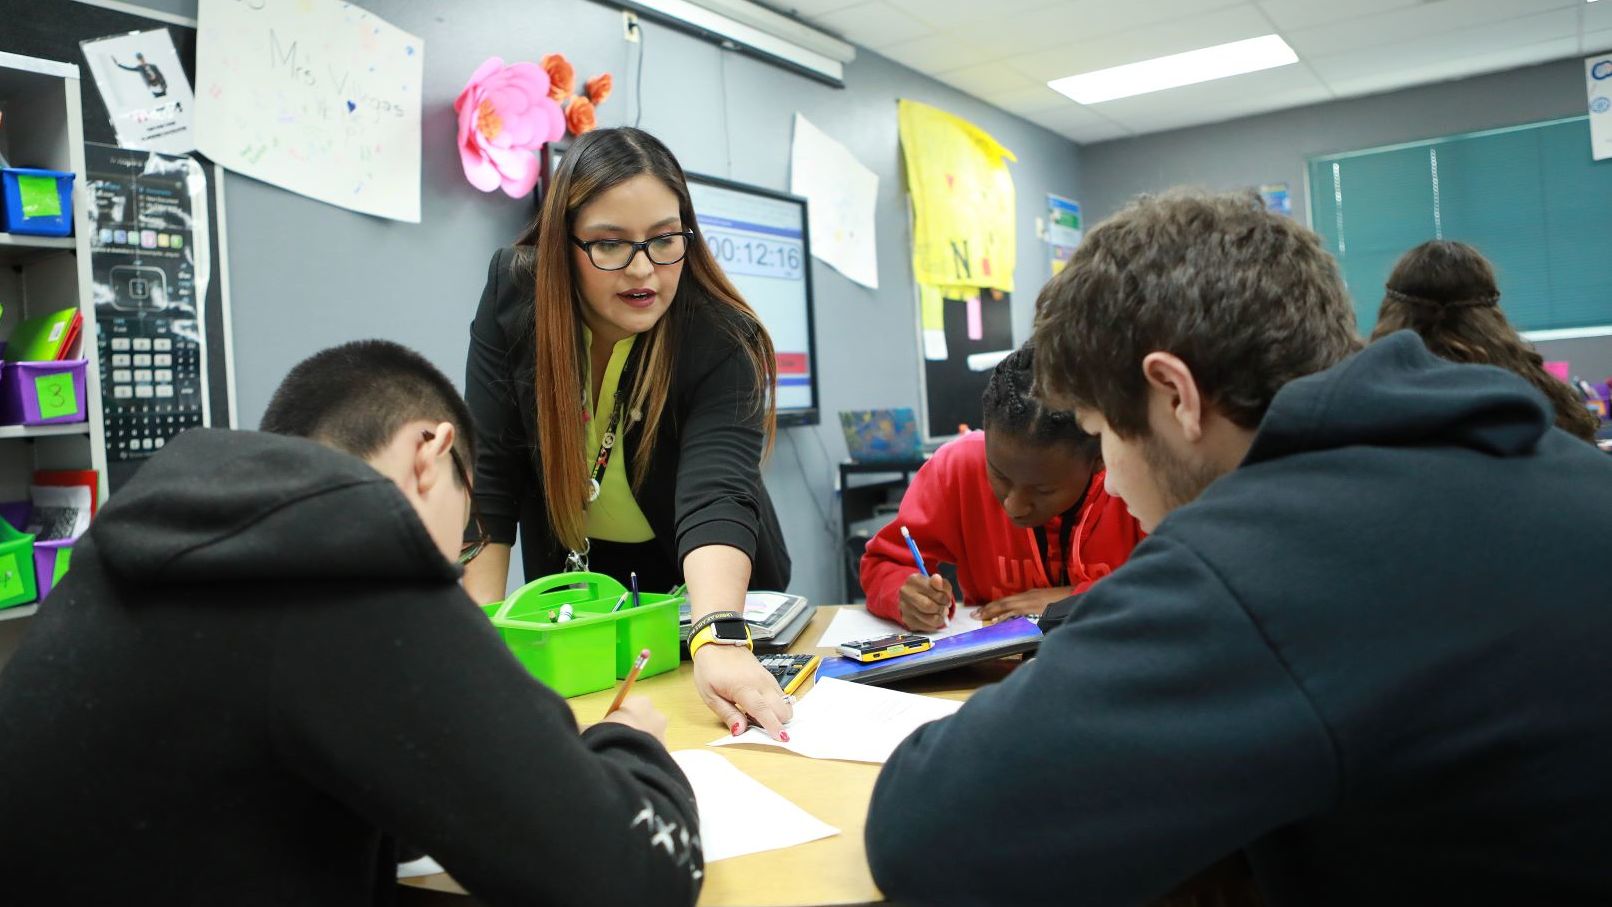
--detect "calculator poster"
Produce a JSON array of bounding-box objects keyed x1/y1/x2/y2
[{"x1": 85, "y1": 143, "x2": 212, "y2": 483}]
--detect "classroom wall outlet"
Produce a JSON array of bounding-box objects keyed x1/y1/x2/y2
[{"x1": 623, "y1": 11, "x2": 641, "y2": 43}]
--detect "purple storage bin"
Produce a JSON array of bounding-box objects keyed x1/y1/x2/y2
[
  {"x1": 0, "y1": 359, "x2": 88, "y2": 426},
  {"x1": 33, "y1": 538, "x2": 71, "y2": 600}
]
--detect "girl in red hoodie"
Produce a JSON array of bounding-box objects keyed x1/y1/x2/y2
[{"x1": 861, "y1": 344, "x2": 1143, "y2": 630}]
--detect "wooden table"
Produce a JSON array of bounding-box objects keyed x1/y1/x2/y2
[{"x1": 400, "y1": 606, "x2": 1019, "y2": 907}]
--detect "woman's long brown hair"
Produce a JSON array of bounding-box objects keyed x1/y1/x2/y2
[
  {"x1": 1372, "y1": 240, "x2": 1600, "y2": 443},
  {"x1": 519, "y1": 128, "x2": 778, "y2": 554}
]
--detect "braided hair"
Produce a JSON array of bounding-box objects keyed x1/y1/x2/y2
[{"x1": 982, "y1": 343, "x2": 1100, "y2": 458}]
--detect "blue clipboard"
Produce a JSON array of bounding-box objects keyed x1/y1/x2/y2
[{"x1": 816, "y1": 617, "x2": 1043, "y2": 686}]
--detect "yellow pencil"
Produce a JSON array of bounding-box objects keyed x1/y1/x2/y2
[{"x1": 603, "y1": 648, "x2": 652, "y2": 719}]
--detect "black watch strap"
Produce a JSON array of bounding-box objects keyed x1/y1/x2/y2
[{"x1": 689, "y1": 610, "x2": 744, "y2": 640}]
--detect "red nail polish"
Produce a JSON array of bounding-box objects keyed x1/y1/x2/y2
[
  {"x1": 731, "y1": 723, "x2": 743, "y2": 736},
  {"x1": 779, "y1": 731, "x2": 791, "y2": 743}
]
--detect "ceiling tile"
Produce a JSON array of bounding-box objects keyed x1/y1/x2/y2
[
  {"x1": 1320, "y1": 36, "x2": 1581, "y2": 99},
  {"x1": 1007, "y1": 4, "x2": 1277, "y2": 83},
  {"x1": 1255, "y1": 0, "x2": 1424, "y2": 33},
  {"x1": 1585, "y1": 29, "x2": 1612, "y2": 56},
  {"x1": 1284, "y1": 0, "x2": 1579, "y2": 58},
  {"x1": 1308, "y1": 8, "x2": 1582, "y2": 86},
  {"x1": 809, "y1": 0, "x2": 935, "y2": 48},
  {"x1": 884, "y1": 0, "x2": 1050, "y2": 32},
  {"x1": 981, "y1": 83, "x2": 1074, "y2": 116},
  {"x1": 1055, "y1": 120, "x2": 1134, "y2": 144},
  {"x1": 875, "y1": 32, "x2": 975, "y2": 71},
  {"x1": 755, "y1": 0, "x2": 866, "y2": 17},
  {"x1": 962, "y1": 0, "x2": 1258, "y2": 64},
  {"x1": 932, "y1": 61, "x2": 1040, "y2": 97},
  {"x1": 1585, "y1": 2, "x2": 1612, "y2": 35}
]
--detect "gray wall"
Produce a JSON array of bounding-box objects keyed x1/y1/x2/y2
[
  {"x1": 1078, "y1": 55, "x2": 1612, "y2": 382},
  {"x1": 116, "y1": 0, "x2": 1082, "y2": 606}
]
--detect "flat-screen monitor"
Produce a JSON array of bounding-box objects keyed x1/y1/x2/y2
[
  {"x1": 541, "y1": 152, "x2": 820, "y2": 427},
  {"x1": 685, "y1": 173, "x2": 820, "y2": 427}
]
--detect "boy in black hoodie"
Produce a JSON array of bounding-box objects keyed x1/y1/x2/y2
[
  {"x1": 0, "y1": 341, "x2": 702, "y2": 906},
  {"x1": 866, "y1": 191, "x2": 1612, "y2": 906}
]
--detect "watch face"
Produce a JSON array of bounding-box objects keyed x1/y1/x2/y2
[{"x1": 712, "y1": 619, "x2": 749, "y2": 642}]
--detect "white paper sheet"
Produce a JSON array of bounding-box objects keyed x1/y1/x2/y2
[
  {"x1": 814, "y1": 604, "x2": 986, "y2": 650},
  {"x1": 196, "y1": 0, "x2": 423, "y2": 221},
  {"x1": 396, "y1": 855, "x2": 443, "y2": 879},
  {"x1": 709, "y1": 677, "x2": 961, "y2": 763},
  {"x1": 790, "y1": 113, "x2": 880, "y2": 289},
  {"x1": 670, "y1": 750, "x2": 839, "y2": 861},
  {"x1": 81, "y1": 29, "x2": 197, "y2": 154}
]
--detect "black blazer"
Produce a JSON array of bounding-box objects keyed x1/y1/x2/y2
[{"x1": 465, "y1": 247, "x2": 791, "y2": 589}]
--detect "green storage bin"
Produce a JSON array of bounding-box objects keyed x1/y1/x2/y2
[
  {"x1": 0, "y1": 518, "x2": 37, "y2": 609},
  {"x1": 484, "y1": 571, "x2": 680, "y2": 698}
]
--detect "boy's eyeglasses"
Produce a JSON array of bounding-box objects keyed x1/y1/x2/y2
[
  {"x1": 571, "y1": 230, "x2": 694, "y2": 271},
  {"x1": 422, "y1": 430, "x2": 488, "y2": 566}
]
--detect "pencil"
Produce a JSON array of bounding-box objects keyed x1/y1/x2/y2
[
  {"x1": 630, "y1": 571, "x2": 641, "y2": 610},
  {"x1": 603, "y1": 648, "x2": 653, "y2": 719},
  {"x1": 900, "y1": 525, "x2": 930, "y2": 577}
]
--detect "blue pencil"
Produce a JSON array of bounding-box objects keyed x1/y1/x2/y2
[{"x1": 900, "y1": 525, "x2": 930, "y2": 578}]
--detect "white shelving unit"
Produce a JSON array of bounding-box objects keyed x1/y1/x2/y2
[{"x1": 0, "y1": 52, "x2": 110, "y2": 638}]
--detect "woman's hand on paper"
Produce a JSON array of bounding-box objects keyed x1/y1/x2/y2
[{"x1": 694, "y1": 645, "x2": 794, "y2": 741}]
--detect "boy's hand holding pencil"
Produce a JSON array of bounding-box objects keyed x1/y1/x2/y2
[{"x1": 898, "y1": 573, "x2": 953, "y2": 631}]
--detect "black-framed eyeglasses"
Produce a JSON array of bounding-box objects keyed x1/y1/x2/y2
[
  {"x1": 423, "y1": 430, "x2": 488, "y2": 566},
  {"x1": 571, "y1": 230, "x2": 694, "y2": 271}
]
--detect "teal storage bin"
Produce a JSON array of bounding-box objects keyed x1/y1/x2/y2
[{"x1": 484, "y1": 572, "x2": 680, "y2": 697}]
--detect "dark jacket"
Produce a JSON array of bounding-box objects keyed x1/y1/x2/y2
[
  {"x1": 0, "y1": 430, "x2": 702, "y2": 907},
  {"x1": 866, "y1": 332, "x2": 1612, "y2": 906},
  {"x1": 466, "y1": 247, "x2": 791, "y2": 588}
]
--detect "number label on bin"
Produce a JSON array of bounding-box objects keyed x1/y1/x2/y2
[
  {"x1": 34, "y1": 373, "x2": 79, "y2": 420},
  {"x1": 16, "y1": 174, "x2": 62, "y2": 219}
]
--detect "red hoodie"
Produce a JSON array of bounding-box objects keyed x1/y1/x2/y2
[{"x1": 860, "y1": 431, "x2": 1143, "y2": 623}]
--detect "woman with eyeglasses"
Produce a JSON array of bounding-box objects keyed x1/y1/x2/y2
[{"x1": 462, "y1": 127, "x2": 794, "y2": 740}]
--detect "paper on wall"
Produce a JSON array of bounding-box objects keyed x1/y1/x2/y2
[
  {"x1": 196, "y1": 0, "x2": 423, "y2": 222},
  {"x1": 669, "y1": 750, "x2": 839, "y2": 861},
  {"x1": 790, "y1": 113, "x2": 880, "y2": 289},
  {"x1": 81, "y1": 29, "x2": 197, "y2": 154},
  {"x1": 710, "y1": 677, "x2": 962, "y2": 763}
]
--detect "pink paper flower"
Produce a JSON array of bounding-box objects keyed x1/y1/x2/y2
[{"x1": 454, "y1": 57, "x2": 565, "y2": 197}]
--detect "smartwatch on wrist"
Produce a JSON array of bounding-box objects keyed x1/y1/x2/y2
[{"x1": 688, "y1": 610, "x2": 753, "y2": 658}]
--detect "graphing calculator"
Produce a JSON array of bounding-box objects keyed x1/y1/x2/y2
[
  {"x1": 757, "y1": 652, "x2": 821, "y2": 696},
  {"x1": 97, "y1": 311, "x2": 205, "y2": 461},
  {"x1": 837, "y1": 634, "x2": 933, "y2": 664}
]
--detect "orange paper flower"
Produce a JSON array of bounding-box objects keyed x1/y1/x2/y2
[
  {"x1": 585, "y1": 73, "x2": 613, "y2": 105},
  {"x1": 540, "y1": 53, "x2": 575, "y2": 103},
  {"x1": 566, "y1": 95, "x2": 598, "y2": 136}
]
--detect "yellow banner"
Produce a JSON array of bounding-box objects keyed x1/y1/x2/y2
[{"x1": 898, "y1": 99, "x2": 1017, "y2": 292}]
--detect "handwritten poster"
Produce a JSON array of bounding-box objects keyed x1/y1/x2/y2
[
  {"x1": 1587, "y1": 53, "x2": 1612, "y2": 162},
  {"x1": 195, "y1": 0, "x2": 422, "y2": 222},
  {"x1": 897, "y1": 99, "x2": 1016, "y2": 294},
  {"x1": 790, "y1": 113, "x2": 879, "y2": 290}
]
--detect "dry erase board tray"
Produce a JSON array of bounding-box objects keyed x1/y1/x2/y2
[{"x1": 816, "y1": 617, "x2": 1042, "y2": 687}]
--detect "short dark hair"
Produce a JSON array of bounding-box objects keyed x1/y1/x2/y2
[
  {"x1": 1033, "y1": 189, "x2": 1359, "y2": 438},
  {"x1": 981, "y1": 343, "x2": 1098, "y2": 458},
  {"x1": 260, "y1": 340, "x2": 475, "y2": 480}
]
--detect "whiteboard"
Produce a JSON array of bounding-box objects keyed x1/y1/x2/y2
[{"x1": 195, "y1": 0, "x2": 422, "y2": 222}]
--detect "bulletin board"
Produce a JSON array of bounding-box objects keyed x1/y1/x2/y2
[{"x1": 0, "y1": 0, "x2": 236, "y2": 492}]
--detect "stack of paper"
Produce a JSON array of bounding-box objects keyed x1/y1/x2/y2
[{"x1": 710, "y1": 677, "x2": 962, "y2": 764}]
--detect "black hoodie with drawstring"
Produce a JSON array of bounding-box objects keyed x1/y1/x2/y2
[
  {"x1": 866, "y1": 332, "x2": 1612, "y2": 906},
  {"x1": 0, "y1": 429, "x2": 702, "y2": 907}
]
